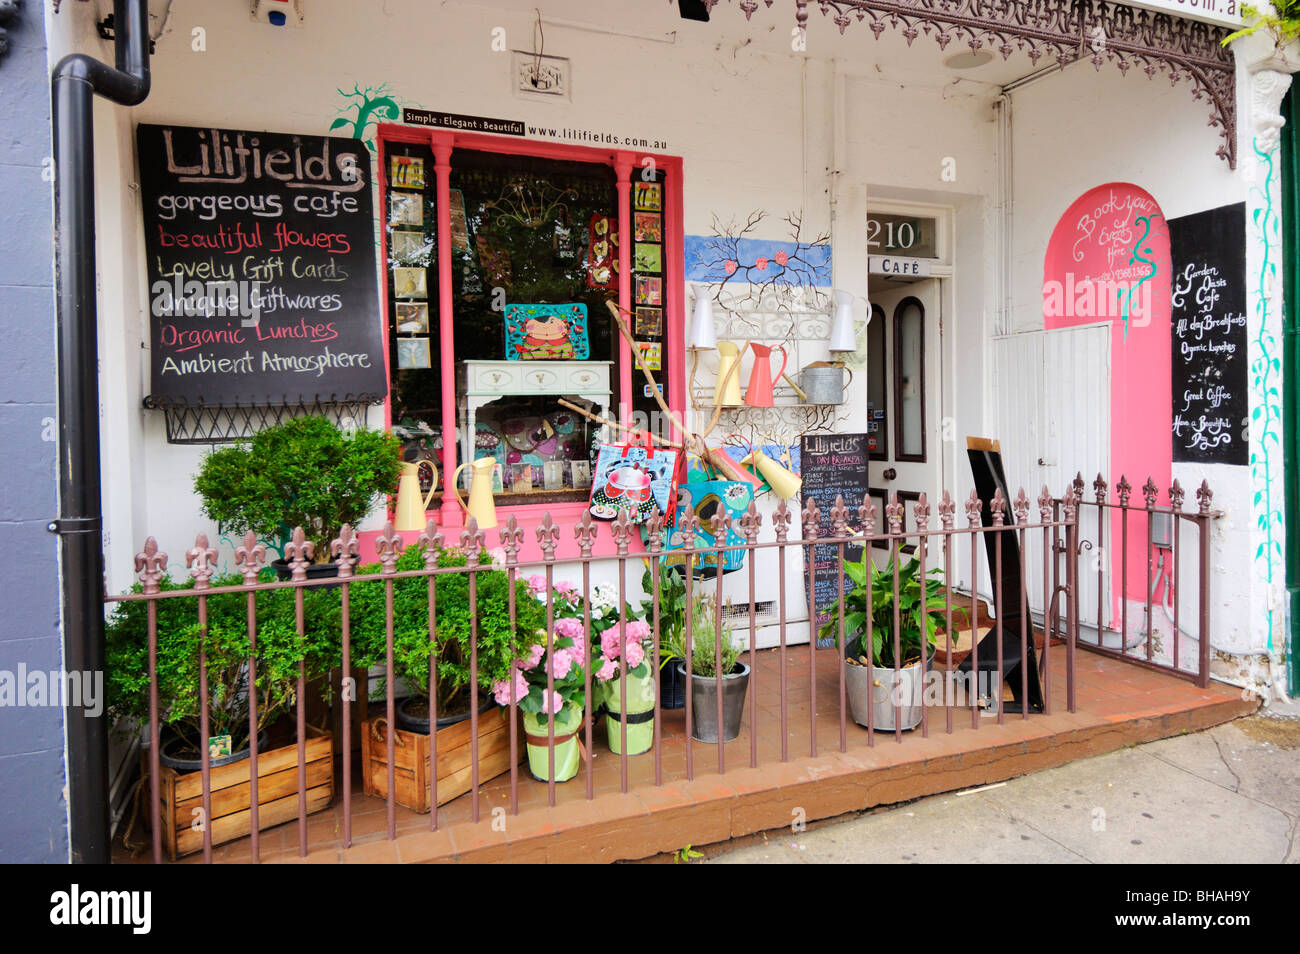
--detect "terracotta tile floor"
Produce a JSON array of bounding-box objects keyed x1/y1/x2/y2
[{"x1": 117, "y1": 643, "x2": 1252, "y2": 864}]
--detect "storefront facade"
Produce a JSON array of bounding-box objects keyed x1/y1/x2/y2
[{"x1": 6, "y1": 0, "x2": 1298, "y2": 860}]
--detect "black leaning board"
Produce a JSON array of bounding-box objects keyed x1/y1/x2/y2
[
  {"x1": 1168, "y1": 202, "x2": 1248, "y2": 465},
  {"x1": 137, "y1": 123, "x2": 387, "y2": 406},
  {"x1": 800, "y1": 433, "x2": 869, "y2": 648}
]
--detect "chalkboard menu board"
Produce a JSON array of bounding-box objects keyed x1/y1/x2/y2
[
  {"x1": 137, "y1": 123, "x2": 387, "y2": 406},
  {"x1": 1168, "y1": 203, "x2": 1247, "y2": 465},
  {"x1": 800, "y1": 433, "x2": 870, "y2": 648}
]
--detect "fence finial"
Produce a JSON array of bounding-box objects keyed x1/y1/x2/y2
[
  {"x1": 938, "y1": 490, "x2": 955, "y2": 530},
  {"x1": 1062, "y1": 483, "x2": 1078, "y2": 521},
  {"x1": 135, "y1": 537, "x2": 168, "y2": 594},
  {"x1": 610, "y1": 508, "x2": 633, "y2": 556},
  {"x1": 990, "y1": 487, "x2": 1007, "y2": 527},
  {"x1": 418, "y1": 518, "x2": 444, "y2": 571},
  {"x1": 331, "y1": 524, "x2": 360, "y2": 579},
  {"x1": 829, "y1": 494, "x2": 850, "y2": 536},
  {"x1": 1038, "y1": 485, "x2": 1054, "y2": 524},
  {"x1": 1169, "y1": 478, "x2": 1186, "y2": 511},
  {"x1": 1196, "y1": 479, "x2": 1214, "y2": 516},
  {"x1": 802, "y1": 496, "x2": 821, "y2": 540},
  {"x1": 1142, "y1": 476, "x2": 1159, "y2": 508},
  {"x1": 1071, "y1": 472, "x2": 1085, "y2": 503},
  {"x1": 186, "y1": 533, "x2": 217, "y2": 589},
  {"x1": 1013, "y1": 488, "x2": 1030, "y2": 526},
  {"x1": 679, "y1": 490, "x2": 701, "y2": 551},
  {"x1": 284, "y1": 526, "x2": 314, "y2": 582},
  {"x1": 1116, "y1": 475, "x2": 1132, "y2": 507},
  {"x1": 575, "y1": 510, "x2": 599, "y2": 557},
  {"x1": 1093, "y1": 473, "x2": 1107, "y2": 504},
  {"x1": 461, "y1": 517, "x2": 485, "y2": 565},
  {"x1": 498, "y1": 514, "x2": 523, "y2": 566},
  {"x1": 234, "y1": 531, "x2": 265, "y2": 585},
  {"x1": 859, "y1": 493, "x2": 879, "y2": 537},
  {"x1": 739, "y1": 501, "x2": 762, "y2": 542},
  {"x1": 885, "y1": 491, "x2": 903, "y2": 535},
  {"x1": 377, "y1": 521, "x2": 405, "y2": 572},
  {"x1": 772, "y1": 498, "x2": 792, "y2": 542},
  {"x1": 965, "y1": 488, "x2": 982, "y2": 528},
  {"x1": 913, "y1": 492, "x2": 930, "y2": 533}
]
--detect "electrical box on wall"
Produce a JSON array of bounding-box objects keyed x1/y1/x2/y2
[
  {"x1": 513, "y1": 52, "x2": 571, "y2": 99},
  {"x1": 251, "y1": 0, "x2": 304, "y2": 27}
]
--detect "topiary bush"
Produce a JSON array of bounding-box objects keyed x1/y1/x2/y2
[{"x1": 194, "y1": 416, "x2": 402, "y2": 562}]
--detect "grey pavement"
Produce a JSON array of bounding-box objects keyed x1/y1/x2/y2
[{"x1": 707, "y1": 714, "x2": 1300, "y2": 864}]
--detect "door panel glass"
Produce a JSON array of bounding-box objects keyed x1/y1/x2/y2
[
  {"x1": 895, "y1": 299, "x2": 924, "y2": 460},
  {"x1": 867, "y1": 304, "x2": 887, "y2": 459}
]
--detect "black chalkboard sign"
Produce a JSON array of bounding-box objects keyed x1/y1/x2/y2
[
  {"x1": 800, "y1": 433, "x2": 870, "y2": 648},
  {"x1": 1168, "y1": 203, "x2": 1247, "y2": 465},
  {"x1": 137, "y1": 123, "x2": 388, "y2": 407}
]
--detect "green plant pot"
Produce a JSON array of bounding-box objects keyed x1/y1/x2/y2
[
  {"x1": 601, "y1": 668, "x2": 655, "y2": 756},
  {"x1": 522, "y1": 702, "x2": 583, "y2": 782}
]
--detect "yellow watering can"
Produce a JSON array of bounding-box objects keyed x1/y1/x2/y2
[
  {"x1": 452, "y1": 456, "x2": 499, "y2": 530},
  {"x1": 745, "y1": 446, "x2": 802, "y2": 500},
  {"x1": 394, "y1": 460, "x2": 438, "y2": 532},
  {"x1": 714, "y1": 340, "x2": 746, "y2": 407}
]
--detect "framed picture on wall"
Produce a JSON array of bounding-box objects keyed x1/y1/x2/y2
[
  {"x1": 635, "y1": 276, "x2": 662, "y2": 305},
  {"x1": 634, "y1": 306, "x2": 662, "y2": 337},
  {"x1": 390, "y1": 156, "x2": 425, "y2": 189},
  {"x1": 634, "y1": 212, "x2": 661, "y2": 242},
  {"x1": 397, "y1": 337, "x2": 432, "y2": 370},
  {"x1": 634, "y1": 181, "x2": 662, "y2": 211},
  {"x1": 390, "y1": 229, "x2": 427, "y2": 264},
  {"x1": 390, "y1": 191, "x2": 423, "y2": 227},
  {"x1": 635, "y1": 243, "x2": 662, "y2": 273},
  {"x1": 395, "y1": 302, "x2": 429, "y2": 334},
  {"x1": 393, "y1": 267, "x2": 427, "y2": 299}
]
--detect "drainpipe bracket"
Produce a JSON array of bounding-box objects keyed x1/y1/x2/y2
[{"x1": 47, "y1": 517, "x2": 102, "y2": 535}]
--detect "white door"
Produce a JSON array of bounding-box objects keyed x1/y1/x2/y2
[{"x1": 865, "y1": 278, "x2": 943, "y2": 545}]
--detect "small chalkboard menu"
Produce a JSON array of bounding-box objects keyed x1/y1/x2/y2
[
  {"x1": 800, "y1": 433, "x2": 870, "y2": 648},
  {"x1": 137, "y1": 123, "x2": 387, "y2": 407},
  {"x1": 1168, "y1": 203, "x2": 1247, "y2": 465}
]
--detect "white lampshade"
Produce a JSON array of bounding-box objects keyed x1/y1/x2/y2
[
  {"x1": 688, "y1": 285, "x2": 717, "y2": 351},
  {"x1": 828, "y1": 290, "x2": 860, "y2": 354}
]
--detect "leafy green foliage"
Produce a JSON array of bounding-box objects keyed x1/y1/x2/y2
[
  {"x1": 104, "y1": 573, "x2": 341, "y2": 753},
  {"x1": 194, "y1": 417, "x2": 402, "y2": 561},
  {"x1": 659, "y1": 587, "x2": 742, "y2": 679},
  {"x1": 348, "y1": 546, "x2": 546, "y2": 711},
  {"x1": 1223, "y1": 2, "x2": 1300, "y2": 45},
  {"x1": 819, "y1": 553, "x2": 947, "y2": 668}
]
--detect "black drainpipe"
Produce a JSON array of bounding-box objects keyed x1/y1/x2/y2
[{"x1": 49, "y1": 0, "x2": 150, "y2": 864}]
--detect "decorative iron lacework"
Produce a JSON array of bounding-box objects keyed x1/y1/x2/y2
[
  {"x1": 697, "y1": 0, "x2": 1238, "y2": 167},
  {"x1": 143, "y1": 394, "x2": 385, "y2": 444}
]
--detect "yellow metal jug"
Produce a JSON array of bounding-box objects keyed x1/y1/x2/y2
[
  {"x1": 452, "y1": 456, "x2": 499, "y2": 530},
  {"x1": 714, "y1": 340, "x2": 745, "y2": 407},
  {"x1": 394, "y1": 460, "x2": 438, "y2": 532}
]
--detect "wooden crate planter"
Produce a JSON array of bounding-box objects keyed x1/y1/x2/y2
[
  {"x1": 152, "y1": 727, "x2": 334, "y2": 860},
  {"x1": 361, "y1": 706, "x2": 521, "y2": 813}
]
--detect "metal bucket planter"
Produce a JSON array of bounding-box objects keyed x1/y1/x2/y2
[
  {"x1": 522, "y1": 701, "x2": 583, "y2": 782},
  {"x1": 798, "y1": 363, "x2": 853, "y2": 405},
  {"x1": 679, "y1": 661, "x2": 750, "y2": 743},
  {"x1": 844, "y1": 645, "x2": 935, "y2": 732},
  {"x1": 602, "y1": 667, "x2": 656, "y2": 755}
]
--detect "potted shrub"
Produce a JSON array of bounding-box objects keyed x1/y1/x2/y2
[
  {"x1": 819, "y1": 552, "x2": 946, "y2": 732},
  {"x1": 194, "y1": 415, "x2": 402, "y2": 577},
  {"x1": 105, "y1": 571, "x2": 340, "y2": 858},
  {"x1": 350, "y1": 544, "x2": 546, "y2": 810},
  {"x1": 663, "y1": 592, "x2": 749, "y2": 743}
]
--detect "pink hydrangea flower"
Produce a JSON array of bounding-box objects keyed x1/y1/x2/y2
[
  {"x1": 492, "y1": 670, "x2": 529, "y2": 707},
  {"x1": 553, "y1": 617, "x2": 585, "y2": 642},
  {"x1": 774, "y1": 249, "x2": 788, "y2": 266},
  {"x1": 539, "y1": 689, "x2": 565, "y2": 714},
  {"x1": 525, "y1": 574, "x2": 548, "y2": 597},
  {"x1": 625, "y1": 641, "x2": 645, "y2": 670},
  {"x1": 597, "y1": 658, "x2": 618, "y2": 681},
  {"x1": 549, "y1": 647, "x2": 575, "y2": 680},
  {"x1": 517, "y1": 641, "x2": 545, "y2": 670},
  {"x1": 755, "y1": 256, "x2": 768, "y2": 271},
  {"x1": 625, "y1": 620, "x2": 651, "y2": 643},
  {"x1": 555, "y1": 580, "x2": 580, "y2": 603},
  {"x1": 723, "y1": 260, "x2": 738, "y2": 275},
  {"x1": 600, "y1": 626, "x2": 622, "y2": 660}
]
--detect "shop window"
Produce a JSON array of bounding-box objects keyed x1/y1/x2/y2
[{"x1": 380, "y1": 131, "x2": 677, "y2": 512}]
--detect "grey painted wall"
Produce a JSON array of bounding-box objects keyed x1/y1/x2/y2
[{"x1": 0, "y1": 0, "x2": 70, "y2": 863}]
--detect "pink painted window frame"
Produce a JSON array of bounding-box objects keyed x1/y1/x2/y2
[{"x1": 374, "y1": 124, "x2": 686, "y2": 551}]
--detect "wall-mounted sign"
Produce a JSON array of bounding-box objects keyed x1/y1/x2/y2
[
  {"x1": 1168, "y1": 203, "x2": 1248, "y2": 465},
  {"x1": 137, "y1": 123, "x2": 387, "y2": 407},
  {"x1": 867, "y1": 211, "x2": 938, "y2": 259},
  {"x1": 1118, "y1": 0, "x2": 1242, "y2": 28},
  {"x1": 869, "y1": 255, "x2": 932, "y2": 278}
]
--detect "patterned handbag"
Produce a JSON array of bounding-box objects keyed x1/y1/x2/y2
[
  {"x1": 659, "y1": 459, "x2": 753, "y2": 573},
  {"x1": 588, "y1": 431, "x2": 681, "y2": 525}
]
